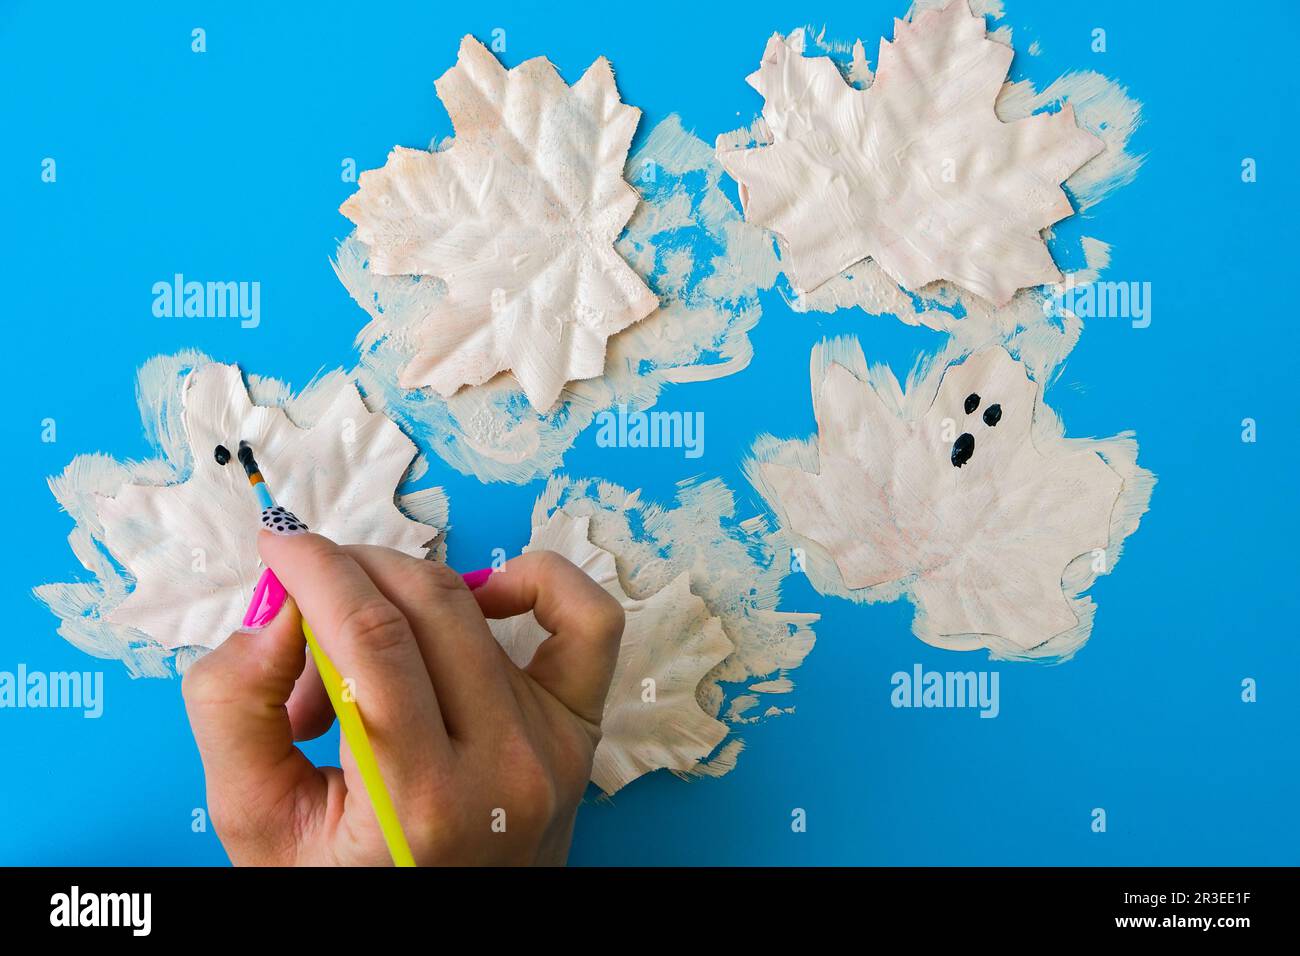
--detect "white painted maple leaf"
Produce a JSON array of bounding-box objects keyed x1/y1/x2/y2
[
  {"x1": 489, "y1": 509, "x2": 733, "y2": 795},
  {"x1": 716, "y1": 0, "x2": 1105, "y2": 306},
  {"x1": 82, "y1": 362, "x2": 444, "y2": 654},
  {"x1": 341, "y1": 35, "x2": 659, "y2": 411},
  {"x1": 757, "y1": 343, "x2": 1133, "y2": 653}
]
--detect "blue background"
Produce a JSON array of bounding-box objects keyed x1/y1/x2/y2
[{"x1": 3, "y1": 0, "x2": 1297, "y2": 865}]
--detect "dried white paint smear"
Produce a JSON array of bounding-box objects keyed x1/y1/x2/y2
[
  {"x1": 717, "y1": 0, "x2": 1107, "y2": 306},
  {"x1": 749, "y1": 338, "x2": 1153, "y2": 660},
  {"x1": 528, "y1": 476, "x2": 818, "y2": 774},
  {"x1": 490, "y1": 510, "x2": 732, "y2": 795},
  {"x1": 340, "y1": 35, "x2": 658, "y2": 411},
  {"x1": 339, "y1": 114, "x2": 778, "y2": 483},
  {"x1": 34, "y1": 353, "x2": 448, "y2": 675}
]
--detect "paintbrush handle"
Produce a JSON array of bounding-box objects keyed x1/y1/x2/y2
[
  {"x1": 231, "y1": 443, "x2": 412, "y2": 864},
  {"x1": 301, "y1": 619, "x2": 416, "y2": 867}
]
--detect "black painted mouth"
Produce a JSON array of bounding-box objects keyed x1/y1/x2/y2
[{"x1": 951, "y1": 432, "x2": 974, "y2": 468}]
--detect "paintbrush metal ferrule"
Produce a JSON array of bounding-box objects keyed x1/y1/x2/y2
[{"x1": 237, "y1": 441, "x2": 275, "y2": 509}]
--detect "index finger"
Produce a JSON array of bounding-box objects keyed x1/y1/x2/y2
[{"x1": 257, "y1": 530, "x2": 451, "y2": 777}]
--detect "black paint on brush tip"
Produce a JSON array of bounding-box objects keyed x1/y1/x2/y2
[
  {"x1": 236, "y1": 440, "x2": 261, "y2": 477},
  {"x1": 213, "y1": 444, "x2": 231, "y2": 466},
  {"x1": 951, "y1": 432, "x2": 975, "y2": 468}
]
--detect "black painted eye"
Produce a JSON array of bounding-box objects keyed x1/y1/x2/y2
[
  {"x1": 964, "y1": 393, "x2": 980, "y2": 414},
  {"x1": 983, "y1": 404, "x2": 1002, "y2": 427},
  {"x1": 951, "y1": 433, "x2": 974, "y2": 468},
  {"x1": 213, "y1": 444, "x2": 231, "y2": 465}
]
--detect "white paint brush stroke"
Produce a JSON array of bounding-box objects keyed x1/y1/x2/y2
[
  {"x1": 339, "y1": 115, "x2": 779, "y2": 484},
  {"x1": 748, "y1": 337, "x2": 1153, "y2": 660},
  {"x1": 527, "y1": 476, "x2": 818, "y2": 759},
  {"x1": 489, "y1": 510, "x2": 733, "y2": 795},
  {"x1": 797, "y1": 234, "x2": 1116, "y2": 393},
  {"x1": 716, "y1": 0, "x2": 1103, "y2": 307},
  {"x1": 340, "y1": 36, "x2": 658, "y2": 411},
  {"x1": 34, "y1": 352, "x2": 448, "y2": 674}
]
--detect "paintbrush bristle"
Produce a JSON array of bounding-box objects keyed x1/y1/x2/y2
[{"x1": 236, "y1": 440, "x2": 261, "y2": 479}]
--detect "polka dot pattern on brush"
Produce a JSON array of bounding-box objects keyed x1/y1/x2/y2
[{"x1": 261, "y1": 506, "x2": 309, "y2": 535}]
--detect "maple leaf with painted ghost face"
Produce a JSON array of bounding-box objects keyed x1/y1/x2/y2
[
  {"x1": 761, "y1": 346, "x2": 1123, "y2": 652},
  {"x1": 717, "y1": 0, "x2": 1104, "y2": 306},
  {"x1": 341, "y1": 36, "x2": 659, "y2": 411},
  {"x1": 91, "y1": 363, "x2": 443, "y2": 653}
]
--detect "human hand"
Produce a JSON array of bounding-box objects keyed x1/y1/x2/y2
[{"x1": 182, "y1": 530, "x2": 624, "y2": 866}]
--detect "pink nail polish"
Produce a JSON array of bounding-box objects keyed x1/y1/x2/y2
[
  {"x1": 242, "y1": 568, "x2": 288, "y2": 630},
  {"x1": 462, "y1": 568, "x2": 493, "y2": 591}
]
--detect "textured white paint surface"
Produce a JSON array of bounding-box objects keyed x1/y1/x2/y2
[
  {"x1": 91, "y1": 363, "x2": 441, "y2": 653},
  {"x1": 717, "y1": 0, "x2": 1103, "y2": 305},
  {"x1": 341, "y1": 36, "x2": 658, "y2": 410},
  {"x1": 489, "y1": 510, "x2": 733, "y2": 794}
]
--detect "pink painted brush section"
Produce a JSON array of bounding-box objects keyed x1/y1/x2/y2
[{"x1": 242, "y1": 567, "x2": 288, "y2": 630}]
